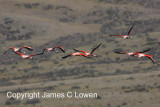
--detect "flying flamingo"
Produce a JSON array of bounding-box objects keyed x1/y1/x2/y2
[
  {"x1": 110, "y1": 23, "x2": 135, "y2": 39},
  {"x1": 40, "y1": 46, "x2": 65, "y2": 54},
  {"x1": 114, "y1": 49, "x2": 151, "y2": 57},
  {"x1": 62, "y1": 52, "x2": 93, "y2": 59},
  {"x1": 132, "y1": 52, "x2": 159, "y2": 65},
  {"x1": 115, "y1": 49, "x2": 160, "y2": 66},
  {"x1": 73, "y1": 43, "x2": 102, "y2": 57},
  {"x1": 14, "y1": 52, "x2": 43, "y2": 59},
  {"x1": 4, "y1": 46, "x2": 33, "y2": 54}
]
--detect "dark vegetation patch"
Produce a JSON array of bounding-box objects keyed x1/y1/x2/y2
[
  {"x1": 123, "y1": 84, "x2": 152, "y2": 93},
  {"x1": 25, "y1": 98, "x2": 40, "y2": 104},
  {"x1": 0, "y1": 17, "x2": 36, "y2": 41},
  {"x1": 99, "y1": 0, "x2": 160, "y2": 9},
  {"x1": 5, "y1": 98, "x2": 20, "y2": 105}
]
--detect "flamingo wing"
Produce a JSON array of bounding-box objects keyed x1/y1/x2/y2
[
  {"x1": 40, "y1": 49, "x2": 48, "y2": 54},
  {"x1": 136, "y1": 49, "x2": 151, "y2": 53},
  {"x1": 19, "y1": 46, "x2": 33, "y2": 51},
  {"x1": 30, "y1": 52, "x2": 44, "y2": 56},
  {"x1": 90, "y1": 43, "x2": 102, "y2": 54},
  {"x1": 62, "y1": 54, "x2": 72, "y2": 58},
  {"x1": 14, "y1": 51, "x2": 23, "y2": 56},
  {"x1": 55, "y1": 46, "x2": 65, "y2": 53},
  {"x1": 110, "y1": 35, "x2": 124, "y2": 37},
  {"x1": 81, "y1": 54, "x2": 96, "y2": 60},
  {"x1": 155, "y1": 62, "x2": 160, "y2": 66},
  {"x1": 114, "y1": 51, "x2": 127, "y2": 54},
  {"x1": 4, "y1": 48, "x2": 11, "y2": 54},
  {"x1": 73, "y1": 49, "x2": 86, "y2": 54},
  {"x1": 145, "y1": 55, "x2": 155, "y2": 64},
  {"x1": 127, "y1": 23, "x2": 135, "y2": 35}
]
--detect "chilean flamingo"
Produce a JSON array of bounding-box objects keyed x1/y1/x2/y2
[
  {"x1": 73, "y1": 43, "x2": 102, "y2": 57},
  {"x1": 62, "y1": 52, "x2": 93, "y2": 59},
  {"x1": 14, "y1": 52, "x2": 43, "y2": 59},
  {"x1": 4, "y1": 46, "x2": 33, "y2": 54},
  {"x1": 132, "y1": 52, "x2": 159, "y2": 65},
  {"x1": 110, "y1": 23, "x2": 135, "y2": 39},
  {"x1": 115, "y1": 49, "x2": 160, "y2": 66},
  {"x1": 40, "y1": 46, "x2": 65, "y2": 54},
  {"x1": 114, "y1": 49, "x2": 151, "y2": 56}
]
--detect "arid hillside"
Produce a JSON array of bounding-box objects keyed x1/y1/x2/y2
[{"x1": 0, "y1": 0, "x2": 160, "y2": 107}]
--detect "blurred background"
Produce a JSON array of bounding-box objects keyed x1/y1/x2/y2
[{"x1": 0, "y1": 0, "x2": 160, "y2": 107}]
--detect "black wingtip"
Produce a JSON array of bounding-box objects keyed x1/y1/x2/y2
[
  {"x1": 73, "y1": 49, "x2": 79, "y2": 52},
  {"x1": 62, "y1": 56, "x2": 67, "y2": 59},
  {"x1": 60, "y1": 48, "x2": 65, "y2": 53},
  {"x1": 97, "y1": 43, "x2": 102, "y2": 47},
  {"x1": 62, "y1": 55, "x2": 70, "y2": 59},
  {"x1": 3, "y1": 51, "x2": 7, "y2": 54},
  {"x1": 155, "y1": 62, "x2": 160, "y2": 66},
  {"x1": 114, "y1": 51, "x2": 121, "y2": 54}
]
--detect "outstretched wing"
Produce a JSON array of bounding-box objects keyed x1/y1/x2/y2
[
  {"x1": 155, "y1": 62, "x2": 160, "y2": 66},
  {"x1": 19, "y1": 46, "x2": 33, "y2": 51},
  {"x1": 127, "y1": 23, "x2": 135, "y2": 35},
  {"x1": 73, "y1": 49, "x2": 86, "y2": 54},
  {"x1": 145, "y1": 55, "x2": 155, "y2": 64},
  {"x1": 55, "y1": 46, "x2": 65, "y2": 53},
  {"x1": 80, "y1": 54, "x2": 95, "y2": 60},
  {"x1": 36, "y1": 49, "x2": 47, "y2": 55},
  {"x1": 110, "y1": 35, "x2": 124, "y2": 37},
  {"x1": 62, "y1": 54, "x2": 71, "y2": 58},
  {"x1": 31, "y1": 52, "x2": 45, "y2": 56},
  {"x1": 4, "y1": 48, "x2": 11, "y2": 54},
  {"x1": 14, "y1": 51, "x2": 22, "y2": 56},
  {"x1": 90, "y1": 43, "x2": 102, "y2": 54},
  {"x1": 114, "y1": 51, "x2": 127, "y2": 54},
  {"x1": 136, "y1": 49, "x2": 151, "y2": 53}
]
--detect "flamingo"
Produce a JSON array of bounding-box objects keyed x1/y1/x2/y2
[
  {"x1": 110, "y1": 23, "x2": 135, "y2": 39},
  {"x1": 40, "y1": 46, "x2": 65, "y2": 54},
  {"x1": 114, "y1": 49, "x2": 151, "y2": 57},
  {"x1": 62, "y1": 52, "x2": 93, "y2": 59},
  {"x1": 14, "y1": 52, "x2": 43, "y2": 59},
  {"x1": 4, "y1": 46, "x2": 33, "y2": 54},
  {"x1": 132, "y1": 52, "x2": 159, "y2": 64},
  {"x1": 115, "y1": 49, "x2": 160, "y2": 66},
  {"x1": 73, "y1": 43, "x2": 102, "y2": 57}
]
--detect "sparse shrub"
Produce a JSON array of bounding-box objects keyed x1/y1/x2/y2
[
  {"x1": 96, "y1": 95, "x2": 102, "y2": 99},
  {"x1": 124, "y1": 85, "x2": 148, "y2": 93},
  {"x1": 71, "y1": 86, "x2": 80, "y2": 89},
  {"x1": 126, "y1": 76, "x2": 135, "y2": 80},
  {"x1": 43, "y1": 5, "x2": 53, "y2": 10},
  {"x1": 46, "y1": 86, "x2": 54, "y2": 90},
  {"x1": 85, "y1": 85, "x2": 89, "y2": 88},
  {"x1": 32, "y1": 3, "x2": 40, "y2": 7},
  {"x1": 5, "y1": 98, "x2": 20, "y2": 105},
  {"x1": 24, "y1": 3, "x2": 32, "y2": 9},
  {"x1": 32, "y1": 66, "x2": 40, "y2": 69},
  {"x1": 25, "y1": 98, "x2": 40, "y2": 104}
]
